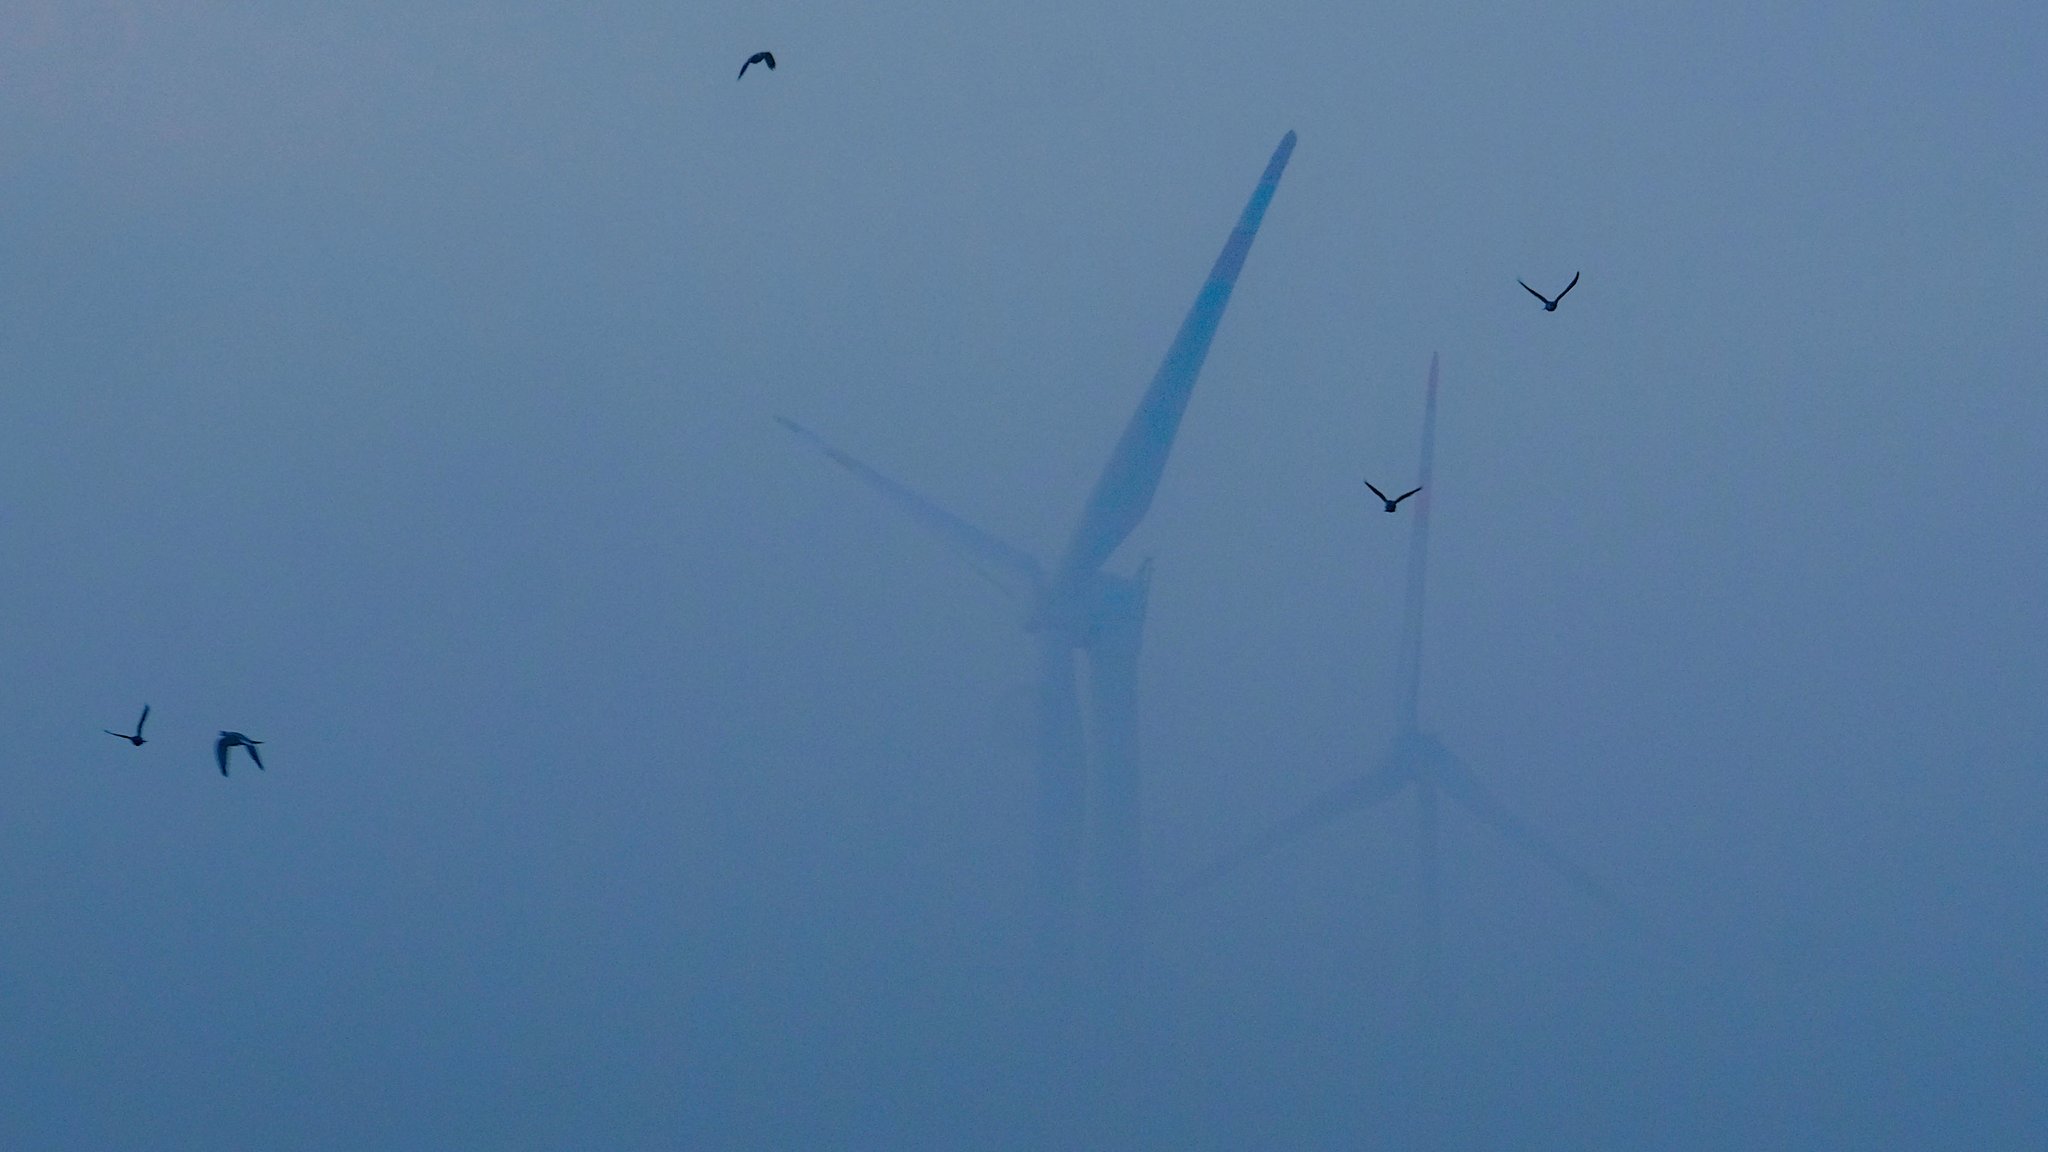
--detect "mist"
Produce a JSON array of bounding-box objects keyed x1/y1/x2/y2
[{"x1": 1, "y1": 2, "x2": 2044, "y2": 1149}]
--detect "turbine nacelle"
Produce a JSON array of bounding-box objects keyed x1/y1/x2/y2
[
  {"x1": 1390, "y1": 728, "x2": 1442, "y2": 778},
  {"x1": 1025, "y1": 559, "x2": 1153, "y2": 649}
]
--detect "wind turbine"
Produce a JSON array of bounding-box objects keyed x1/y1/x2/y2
[
  {"x1": 1175, "y1": 355, "x2": 1635, "y2": 992},
  {"x1": 781, "y1": 132, "x2": 1297, "y2": 960}
]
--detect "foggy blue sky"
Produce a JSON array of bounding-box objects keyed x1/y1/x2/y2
[{"x1": 1, "y1": 2, "x2": 2044, "y2": 1148}]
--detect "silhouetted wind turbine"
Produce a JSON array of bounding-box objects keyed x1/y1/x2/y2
[
  {"x1": 1177, "y1": 355, "x2": 1635, "y2": 988},
  {"x1": 781, "y1": 132, "x2": 1296, "y2": 959}
]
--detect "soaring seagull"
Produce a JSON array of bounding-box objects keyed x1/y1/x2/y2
[
  {"x1": 1365, "y1": 480, "x2": 1423, "y2": 513},
  {"x1": 104, "y1": 704, "x2": 150, "y2": 746},
  {"x1": 1518, "y1": 271, "x2": 1579, "y2": 312},
  {"x1": 215, "y1": 731, "x2": 264, "y2": 777},
  {"x1": 737, "y1": 51, "x2": 776, "y2": 80}
]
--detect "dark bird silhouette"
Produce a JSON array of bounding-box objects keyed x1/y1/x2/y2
[
  {"x1": 737, "y1": 51, "x2": 776, "y2": 80},
  {"x1": 216, "y1": 731, "x2": 264, "y2": 777},
  {"x1": 1518, "y1": 271, "x2": 1579, "y2": 311},
  {"x1": 104, "y1": 704, "x2": 150, "y2": 746},
  {"x1": 1365, "y1": 480, "x2": 1423, "y2": 513}
]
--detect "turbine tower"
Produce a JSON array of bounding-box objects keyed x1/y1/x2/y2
[
  {"x1": 780, "y1": 132, "x2": 1297, "y2": 961},
  {"x1": 1177, "y1": 355, "x2": 1636, "y2": 992}
]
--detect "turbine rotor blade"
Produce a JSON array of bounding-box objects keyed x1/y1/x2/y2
[
  {"x1": 1433, "y1": 750, "x2": 1640, "y2": 928},
  {"x1": 777, "y1": 415, "x2": 1043, "y2": 600},
  {"x1": 1395, "y1": 355, "x2": 1438, "y2": 732},
  {"x1": 1052, "y1": 131, "x2": 1297, "y2": 589},
  {"x1": 1169, "y1": 754, "x2": 1407, "y2": 901}
]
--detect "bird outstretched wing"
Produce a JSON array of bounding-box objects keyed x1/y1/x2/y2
[
  {"x1": 246, "y1": 744, "x2": 265, "y2": 771},
  {"x1": 136, "y1": 705, "x2": 150, "y2": 736},
  {"x1": 1395, "y1": 487, "x2": 1423, "y2": 504},
  {"x1": 215, "y1": 737, "x2": 230, "y2": 776},
  {"x1": 1364, "y1": 480, "x2": 1389, "y2": 501},
  {"x1": 1518, "y1": 279, "x2": 1550, "y2": 304},
  {"x1": 1554, "y1": 271, "x2": 1580, "y2": 301}
]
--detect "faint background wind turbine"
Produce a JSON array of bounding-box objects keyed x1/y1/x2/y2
[
  {"x1": 1175, "y1": 354, "x2": 1637, "y2": 998},
  {"x1": 780, "y1": 132, "x2": 1297, "y2": 970}
]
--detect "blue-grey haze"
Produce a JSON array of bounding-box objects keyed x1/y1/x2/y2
[{"x1": 1, "y1": 2, "x2": 2044, "y2": 1149}]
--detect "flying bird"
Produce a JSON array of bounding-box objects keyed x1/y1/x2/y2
[
  {"x1": 104, "y1": 704, "x2": 150, "y2": 746},
  {"x1": 215, "y1": 731, "x2": 264, "y2": 777},
  {"x1": 737, "y1": 51, "x2": 776, "y2": 80},
  {"x1": 1365, "y1": 481, "x2": 1423, "y2": 513},
  {"x1": 1518, "y1": 271, "x2": 1579, "y2": 312}
]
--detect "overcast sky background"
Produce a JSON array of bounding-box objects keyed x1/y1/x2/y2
[{"x1": 1, "y1": 2, "x2": 2044, "y2": 1149}]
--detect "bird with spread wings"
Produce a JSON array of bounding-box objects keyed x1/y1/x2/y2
[{"x1": 1518, "y1": 271, "x2": 1580, "y2": 312}]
